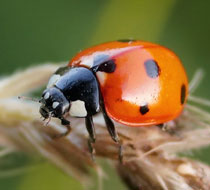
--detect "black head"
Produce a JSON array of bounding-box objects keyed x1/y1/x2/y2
[{"x1": 39, "y1": 87, "x2": 70, "y2": 119}]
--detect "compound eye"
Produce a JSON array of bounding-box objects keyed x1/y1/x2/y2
[{"x1": 52, "y1": 102, "x2": 60, "y2": 109}]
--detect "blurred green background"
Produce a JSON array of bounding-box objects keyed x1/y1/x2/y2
[{"x1": 1, "y1": 0, "x2": 210, "y2": 189}]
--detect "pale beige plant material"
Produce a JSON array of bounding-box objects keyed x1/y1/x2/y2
[{"x1": 0, "y1": 64, "x2": 210, "y2": 190}]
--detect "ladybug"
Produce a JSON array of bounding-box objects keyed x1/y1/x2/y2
[{"x1": 39, "y1": 40, "x2": 188, "y2": 160}]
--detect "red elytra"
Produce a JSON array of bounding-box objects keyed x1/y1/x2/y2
[{"x1": 69, "y1": 40, "x2": 188, "y2": 126}]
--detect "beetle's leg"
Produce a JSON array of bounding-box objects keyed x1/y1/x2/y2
[
  {"x1": 157, "y1": 123, "x2": 167, "y2": 131},
  {"x1": 157, "y1": 121, "x2": 177, "y2": 135},
  {"x1": 100, "y1": 99, "x2": 123, "y2": 163},
  {"x1": 85, "y1": 115, "x2": 96, "y2": 160},
  {"x1": 52, "y1": 118, "x2": 71, "y2": 139}
]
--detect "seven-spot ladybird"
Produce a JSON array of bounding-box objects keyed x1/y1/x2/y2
[{"x1": 39, "y1": 40, "x2": 188, "y2": 160}]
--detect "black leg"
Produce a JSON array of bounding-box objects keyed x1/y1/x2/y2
[
  {"x1": 100, "y1": 98, "x2": 123, "y2": 163},
  {"x1": 85, "y1": 115, "x2": 96, "y2": 142},
  {"x1": 53, "y1": 118, "x2": 71, "y2": 139},
  {"x1": 157, "y1": 122, "x2": 177, "y2": 135},
  {"x1": 102, "y1": 108, "x2": 118, "y2": 142},
  {"x1": 157, "y1": 123, "x2": 167, "y2": 131},
  {"x1": 85, "y1": 115, "x2": 96, "y2": 160}
]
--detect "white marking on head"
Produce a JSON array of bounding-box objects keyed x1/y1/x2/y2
[
  {"x1": 44, "y1": 92, "x2": 50, "y2": 100},
  {"x1": 47, "y1": 74, "x2": 61, "y2": 88},
  {"x1": 69, "y1": 100, "x2": 87, "y2": 117},
  {"x1": 52, "y1": 102, "x2": 59, "y2": 109}
]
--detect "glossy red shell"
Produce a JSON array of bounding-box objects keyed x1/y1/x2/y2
[{"x1": 69, "y1": 41, "x2": 188, "y2": 126}]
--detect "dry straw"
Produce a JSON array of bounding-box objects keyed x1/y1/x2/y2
[{"x1": 0, "y1": 64, "x2": 210, "y2": 190}]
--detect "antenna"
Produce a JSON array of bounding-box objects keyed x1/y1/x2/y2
[{"x1": 18, "y1": 96, "x2": 40, "y2": 103}]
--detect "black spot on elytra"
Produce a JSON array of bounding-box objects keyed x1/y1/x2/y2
[
  {"x1": 95, "y1": 59, "x2": 116, "y2": 73},
  {"x1": 117, "y1": 39, "x2": 136, "y2": 43},
  {"x1": 144, "y1": 59, "x2": 160, "y2": 78},
  {"x1": 181, "y1": 84, "x2": 186, "y2": 104},
  {"x1": 140, "y1": 104, "x2": 149, "y2": 115}
]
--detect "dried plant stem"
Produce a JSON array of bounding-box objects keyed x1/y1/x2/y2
[{"x1": 0, "y1": 64, "x2": 210, "y2": 190}]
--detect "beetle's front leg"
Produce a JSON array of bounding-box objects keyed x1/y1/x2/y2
[
  {"x1": 100, "y1": 97, "x2": 123, "y2": 163},
  {"x1": 52, "y1": 117, "x2": 72, "y2": 139},
  {"x1": 85, "y1": 115, "x2": 96, "y2": 160}
]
